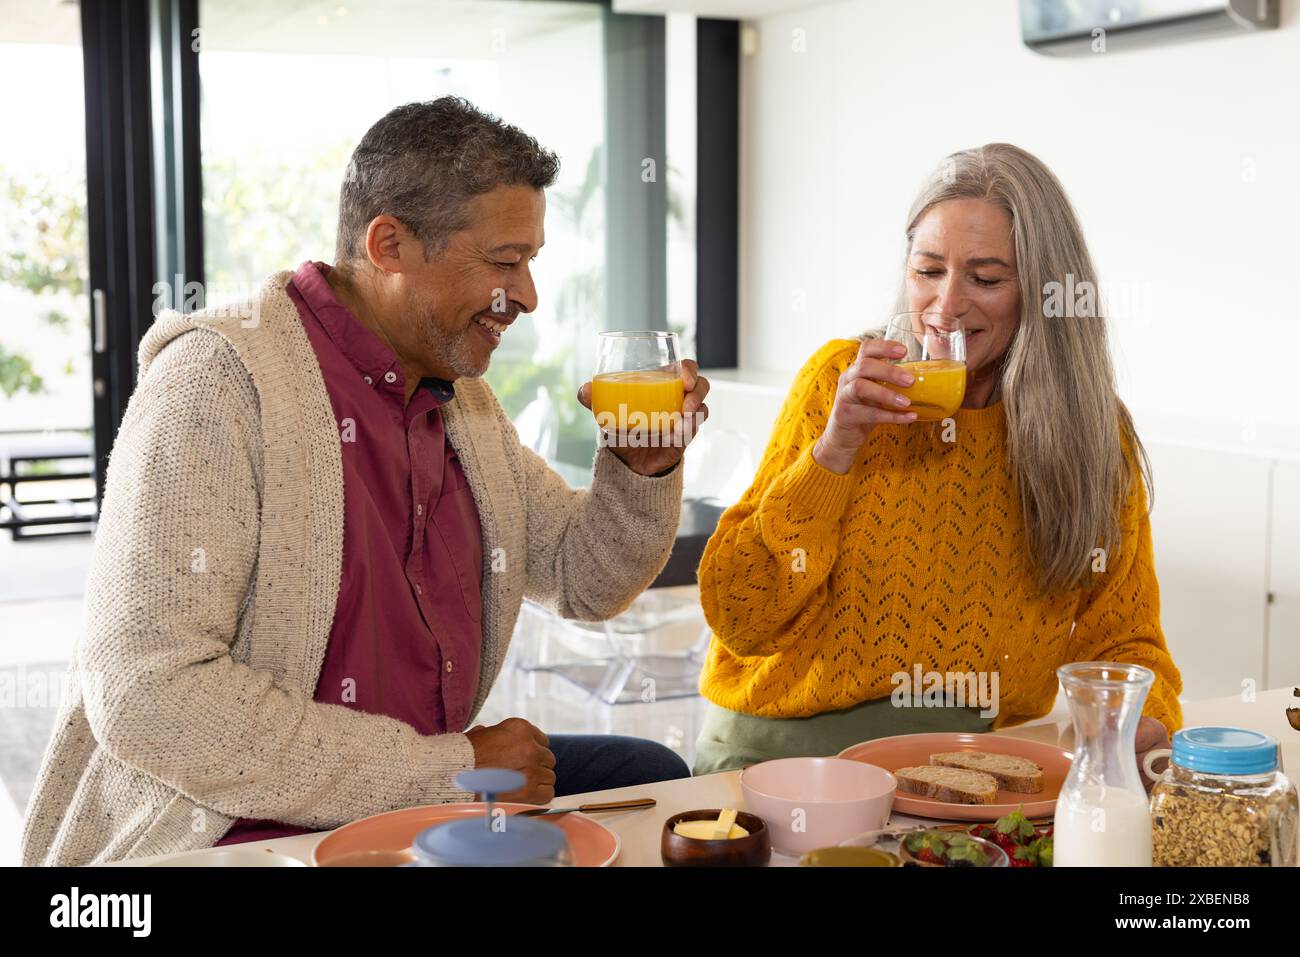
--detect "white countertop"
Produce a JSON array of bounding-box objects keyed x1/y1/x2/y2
[{"x1": 118, "y1": 686, "x2": 1299, "y2": 868}]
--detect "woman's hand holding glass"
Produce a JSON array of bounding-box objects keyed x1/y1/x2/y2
[{"x1": 812, "y1": 338, "x2": 919, "y2": 475}]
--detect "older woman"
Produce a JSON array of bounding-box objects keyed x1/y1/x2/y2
[{"x1": 695, "y1": 143, "x2": 1182, "y2": 779}]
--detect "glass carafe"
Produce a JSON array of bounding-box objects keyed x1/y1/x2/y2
[{"x1": 1054, "y1": 662, "x2": 1155, "y2": 867}]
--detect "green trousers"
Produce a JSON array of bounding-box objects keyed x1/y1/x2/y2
[{"x1": 692, "y1": 696, "x2": 996, "y2": 776}]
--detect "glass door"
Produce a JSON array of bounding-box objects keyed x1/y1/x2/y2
[{"x1": 0, "y1": 0, "x2": 97, "y2": 599}]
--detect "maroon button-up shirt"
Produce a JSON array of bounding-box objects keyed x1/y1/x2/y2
[{"x1": 217, "y1": 261, "x2": 484, "y2": 845}]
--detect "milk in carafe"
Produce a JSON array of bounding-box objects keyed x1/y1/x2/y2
[
  {"x1": 1053, "y1": 785, "x2": 1152, "y2": 867},
  {"x1": 1053, "y1": 662, "x2": 1157, "y2": 868}
]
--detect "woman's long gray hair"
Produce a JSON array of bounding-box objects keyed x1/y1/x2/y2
[{"x1": 888, "y1": 143, "x2": 1152, "y2": 595}]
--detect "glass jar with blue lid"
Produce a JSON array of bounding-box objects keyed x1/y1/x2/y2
[
  {"x1": 1147, "y1": 727, "x2": 1297, "y2": 867},
  {"x1": 409, "y1": 769, "x2": 573, "y2": 867}
]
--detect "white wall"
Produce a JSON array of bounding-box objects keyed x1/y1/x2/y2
[{"x1": 737, "y1": 0, "x2": 1300, "y2": 448}]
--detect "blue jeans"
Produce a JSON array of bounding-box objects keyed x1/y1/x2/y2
[{"x1": 547, "y1": 734, "x2": 691, "y2": 797}]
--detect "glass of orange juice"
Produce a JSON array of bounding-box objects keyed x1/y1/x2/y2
[
  {"x1": 879, "y1": 312, "x2": 966, "y2": 421},
  {"x1": 591, "y1": 331, "x2": 684, "y2": 446}
]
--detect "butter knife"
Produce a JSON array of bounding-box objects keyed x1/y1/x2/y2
[{"x1": 516, "y1": 798, "x2": 657, "y2": 818}]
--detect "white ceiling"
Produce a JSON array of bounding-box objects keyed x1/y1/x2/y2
[
  {"x1": 0, "y1": 0, "x2": 600, "y2": 56},
  {"x1": 612, "y1": 0, "x2": 829, "y2": 18},
  {"x1": 199, "y1": 0, "x2": 600, "y2": 58},
  {"x1": 0, "y1": 0, "x2": 80, "y2": 45}
]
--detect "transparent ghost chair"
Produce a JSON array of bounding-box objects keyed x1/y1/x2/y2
[{"x1": 507, "y1": 426, "x2": 756, "y2": 707}]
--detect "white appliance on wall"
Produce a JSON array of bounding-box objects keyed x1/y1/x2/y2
[{"x1": 1021, "y1": 0, "x2": 1279, "y2": 55}]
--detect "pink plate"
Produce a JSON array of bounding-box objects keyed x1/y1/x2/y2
[
  {"x1": 313, "y1": 803, "x2": 620, "y2": 867},
  {"x1": 837, "y1": 732, "x2": 1072, "y2": 821}
]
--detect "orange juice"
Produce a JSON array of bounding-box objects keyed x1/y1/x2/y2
[
  {"x1": 881, "y1": 359, "x2": 966, "y2": 421},
  {"x1": 591, "y1": 370, "x2": 685, "y2": 432}
]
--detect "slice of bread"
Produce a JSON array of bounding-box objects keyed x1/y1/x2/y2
[
  {"x1": 893, "y1": 766, "x2": 998, "y2": 805},
  {"x1": 929, "y1": 751, "x2": 1044, "y2": 794}
]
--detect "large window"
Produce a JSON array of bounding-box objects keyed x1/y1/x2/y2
[
  {"x1": 0, "y1": 4, "x2": 90, "y2": 436},
  {"x1": 198, "y1": 0, "x2": 694, "y2": 467},
  {"x1": 0, "y1": 0, "x2": 97, "y2": 554}
]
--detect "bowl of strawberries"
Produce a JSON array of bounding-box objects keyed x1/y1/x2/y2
[
  {"x1": 897, "y1": 830, "x2": 1009, "y2": 867},
  {"x1": 966, "y1": 807, "x2": 1054, "y2": 867}
]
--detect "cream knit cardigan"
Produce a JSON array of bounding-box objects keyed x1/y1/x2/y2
[{"x1": 21, "y1": 272, "x2": 683, "y2": 866}]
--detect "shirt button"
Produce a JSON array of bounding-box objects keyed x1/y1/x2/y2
[
  {"x1": 363, "y1": 375, "x2": 373, "y2": 385},
  {"x1": 416, "y1": 503, "x2": 424, "y2": 516},
  {"x1": 445, "y1": 660, "x2": 454, "y2": 673},
  {"x1": 414, "y1": 583, "x2": 422, "y2": 595},
  {"x1": 384, "y1": 371, "x2": 397, "y2": 383}
]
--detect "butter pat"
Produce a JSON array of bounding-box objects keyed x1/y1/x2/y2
[
  {"x1": 673, "y1": 818, "x2": 750, "y2": 840},
  {"x1": 712, "y1": 807, "x2": 739, "y2": 839}
]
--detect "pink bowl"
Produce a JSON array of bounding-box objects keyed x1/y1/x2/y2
[{"x1": 740, "y1": 757, "x2": 896, "y2": 857}]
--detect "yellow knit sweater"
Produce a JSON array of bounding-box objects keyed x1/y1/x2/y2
[{"x1": 698, "y1": 339, "x2": 1183, "y2": 735}]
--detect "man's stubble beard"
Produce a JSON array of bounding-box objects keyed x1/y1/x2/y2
[
  {"x1": 440, "y1": 325, "x2": 490, "y2": 379},
  {"x1": 415, "y1": 293, "x2": 491, "y2": 380}
]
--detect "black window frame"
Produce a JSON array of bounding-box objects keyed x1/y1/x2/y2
[{"x1": 81, "y1": 0, "x2": 201, "y2": 505}]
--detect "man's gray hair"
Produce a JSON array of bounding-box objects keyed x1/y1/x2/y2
[{"x1": 335, "y1": 96, "x2": 560, "y2": 263}]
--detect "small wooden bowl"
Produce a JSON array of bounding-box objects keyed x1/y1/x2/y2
[{"x1": 661, "y1": 809, "x2": 771, "y2": 867}]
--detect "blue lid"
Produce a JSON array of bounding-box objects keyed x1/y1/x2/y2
[
  {"x1": 411, "y1": 768, "x2": 566, "y2": 866},
  {"x1": 455, "y1": 769, "x2": 525, "y2": 796},
  {"x1": 412, "y1": 816, "x2": 567, "y2": 866},
  {"x1": 1171, "y1": 727, "x2": 1278, "y2": 776}
]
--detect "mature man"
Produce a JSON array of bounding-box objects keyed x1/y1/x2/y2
[{"x1": 22, "y1": 97, "x2": 708, "y2": 865}]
